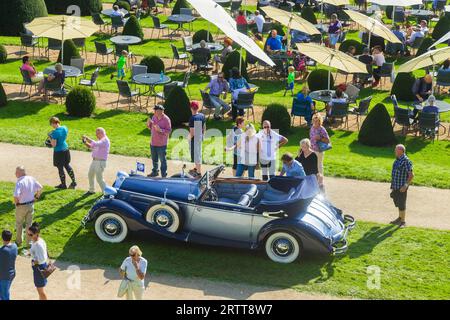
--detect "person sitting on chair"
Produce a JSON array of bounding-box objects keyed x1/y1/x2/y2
[
  {"x1": 325, "y1": 88, "x2": 347, "y2": 123},
  {"x1": 412, "y1": 74, "x2": 433, "y2": 103},
  {"x1": 37, "y1": 63, "x2": 65, "y2": 100},
  {"x1": 407, "y1": 27, "x2": 424, "y2": 46},
  {"x1": 421, "y1": 95, "x2": 439, "y2": 125},
  {"x1": 295, "y1": 86, "x2": 315, "y2": 126},
  {"x1": 439, "y1": 59, "x2": 450, "y2": 73},
  {"x1": 266, "y1": 29, "x2": 286, "y2": 54},
  {"x1": 192, "y1": 40, "x2": 211, "y2": 63}
]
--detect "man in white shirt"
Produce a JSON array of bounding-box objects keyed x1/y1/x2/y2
[
  {"x1": 119, "y1": 245, "x2": 147, "y2": 300},
  {"x1": 258, "y1": 120, "x2": 288, "y2": 181},
  {"x1": 407, "y1": 27, "x2": 424, "y2": 46},
  {"x1": 111, "y1": 5, "x2": 125, "y2": 18},
  {"x1": 13, "y1": 166, "x2": 42, "y2": 248},
  {"x1": 251, "y1": 10, "x2": 265, "y2": 34}
]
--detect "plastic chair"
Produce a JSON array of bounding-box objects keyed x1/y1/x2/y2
[
  {"x1": 182, "y1": 36, "x2": 193, "y2": 51},
  {"x1": 170, "y1": 44, "x2": 189, "y2": 69},
  {"x1": 111, "y1": 15, "x2": 125, "y2": 33},
  {"x1": 20, "y1": 33, "x2": 39, "y2": 58},
  {"x1": 328, "y1": 102, "x2": 350, "y2": 129},
  {"x1": 155, "y1": 81, "x2": 177, "y2": 104},
  {"x1": 70, "y1": 58, "x2": 85, "y2": 78},
  {"x1": 417, "y1": 112, "x2": 439, "y2": 140},
  {"x1": 79, "y1": 67, "x2": 101, "y2": 96},
  {"x1": 175, "y1": 71, "x2": 191, "y2": 96},
  {"x1": 233, "y1": 91, "x2": 255, "y2": 122},
  {"x1": 435, "y1": 70, "x2": 450, "y2": 94},
  {"x1": 116, "y1": 80, "x2": 142, "y2": 110},
  {"x1": 150, "y1": 15, "x2": 168, "y2": 38},
  {"x1": 94, "y1": 41, "x2": 113, "y2": 65},
  {"x1": 378, "y1": 63, "x2": 394, "y2": 89},
  {"x1": 350, "y1": 96, "x2": 372, "y2": 129},
  {"x1": 19, "y1": 68, "x2": 39, "y2": 99},
  {"x1": 200, "y1": 90, "x2": 216, "y2": 119},
  {"x1": 291, "y1": 97, "x2": 313, "y2": 126},
  {"x1": 73, "y1": 38, "x2": 87, "y2": 56}
]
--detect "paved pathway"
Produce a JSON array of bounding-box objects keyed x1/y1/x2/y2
[{"x1": 0, "y1": 142, "x2": 449, "y2": 230}]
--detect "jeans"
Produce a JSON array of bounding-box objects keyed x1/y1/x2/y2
[
  {"x1": 151, "y1": 145, "x2": 167, "y2": 176},
  {"x1": 210, "y1": 95, "x2": 231, "y2": 117},
  {"x1": 0, "y1": 279, "x2": 13, "y2": 300},
  {"x1": 236, "y1": 164, "x2": 256, "y2": 178}
]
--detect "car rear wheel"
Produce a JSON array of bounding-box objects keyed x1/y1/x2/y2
[
  {"x1": 146, "y1": 204, "x2": 180, "y2": 233},
  {"x1": 265, "y1": 232, "x2": 301, "y2": 264},
  {"x1": 94, "y1": 212, "x2": 128, "y2": 243}
]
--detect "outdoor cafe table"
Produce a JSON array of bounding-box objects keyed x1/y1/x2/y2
[
  {"x1": 188, "y1": 42, "x2": 225, "y2": 53},
  {"x1": 110, "y1": 35, "x2": 142, "y2": 45},
  {"x1": 43, "y1": 65, "x2": 81, "y2": 89},
  {"x1": 168, "y1": 14, "x2": 196, "y2": 39},
  {"x1": 309, "y1": 89, "x2": 350, "y2": 111},
  {"x1": 101, "y1": 8, "x2": 128, "y2": 17},
  {"x1": 132, "y1": 73, "x2": 172, "y2": 106},
  {"x1": 405, "y1": 9, "x2": 434, "y2": 18},
  {"x1": 413, "y1": 100, "x2": 450, "y2": 113}
]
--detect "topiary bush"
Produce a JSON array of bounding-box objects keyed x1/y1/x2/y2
[
  {"x1": 172, "y1": 0, "x2": 190, "y2": 15},
  {"x1": 45, "y1": 0, "x2": 103, "y2": 16},
  {"x1": 261, "y1": 103, "x2": 291, "y2": 136},
  {"x1": 122, "y1": 15, "x2": 144, "y2": 39},
  {"x1": 391, "y1": 73, "x2": 416, "y2": 101},
  {"x1": 307, "y1": 69, "x2": 334, "y2": 91},
  {"x1": 338, "y1": 39, "x2": 366, "y2": 55},
  {"x1": 163, "y1": 86, "x2": 191, "y2": 126},
  {"x1": 140, "y1": 55, "x2": 165, "y2": 73},
  {"x1": 0, "y1": 83, "x2": 7, "y2": 107},
  {"x1": 57, "y1": 39, "x2": 81, "y2": 66},
  {"x1": 432, "y1": 14, "x2": 450, "y2": 41},
  {"x1": 415, "y1": 37, "x2": 435, "y2": 57},
  {"x1": 301, "y1": 6, "x2": 317, "y2": 25},
  {"x1": 0, "y1": 0, "x2": 48, "y2": 36},
  {"x1": 222, "y1": 50, "x2": 248, "y2": 81},
  {"x1": 386, "y1": 6, "x2": 393, "y2": 19},
  {"x1": 192, "y1": 29, "x2": 214, "y2": 44},
  {"x1": 358, "y1": 103, "x2": 397, "y2": 146},
  {"x1": 114, "y1": 0, "x2": 131, "y2": 12},
  {"x1": 0, "y1": 45, "x2": 7, "y2": 64},
  {"x1": 65, "y1": 86, "x2": 96, "y2": 117}
]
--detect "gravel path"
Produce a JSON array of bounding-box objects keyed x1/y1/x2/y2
[{"x1": 0, "y1": 142, "x2": 449, "y2": 230}]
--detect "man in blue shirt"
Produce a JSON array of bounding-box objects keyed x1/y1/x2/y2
[
  {"x1": 279, "y1": 153, "x2": 306, "y2": 177},
  {"x1": 266, "y1": 29, "x2": 286, "y2": 54},
  {"x1": 0, "y1": 230, "x2": 18, "y2": 300},
  {"x1": 205, "y1": 72, "x2": 231, "y2": 120}
]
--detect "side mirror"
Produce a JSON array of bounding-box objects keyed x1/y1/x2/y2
[{"x1": 187, "y1": 194, "x2": 197, "y2": 202}]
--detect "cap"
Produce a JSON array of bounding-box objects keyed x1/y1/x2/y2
[
  {"x1": 154, "y1": 104, "x2": 165, "y2": 110},
  {"x1": 190, "y1": 101, "x2": 200, "y2": 110}
]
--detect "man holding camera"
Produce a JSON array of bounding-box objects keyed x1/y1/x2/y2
[{"x1": 82, "y1": 128, "x2": 110, "y2": 195}]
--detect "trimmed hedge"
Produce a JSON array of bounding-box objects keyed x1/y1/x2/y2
[
  {"x1": 391, "y1": 73, "x2": 416, "y2": 102},
  {"x1": 163, "y1": 86, "x2": 191, "y2": 126},
  {"x1": 358, "y1": 103, "x2": 397, "y2": 146},
  {"x1": 415, "y1": 37, "x2": 435, "y2": 57},
  {"x1": 123, "y1": 15, "x2": 144, "y2": 39},
  {"x1": 66, "y1": 86, "x2": 96, "y2": 117},
  {"x1": 301, "y1": 6, "x2": 317, "y2": 25},
  {"x1": 57, "y1": 40, "x2": 81, "y2": 66},
  {"x1": 114, "y1": 1, "x2": 131, "y2": 12},
  {"x1": 386, "y1": 6, "x2": 393, "y2": 19},
  {"x1": 0, "y1": 83, "x2": 7, "y2": 107},
  {"x1": 338, "y1": 39, "x2": 366, "y2": 55},
  {"x1": 172, "y1": 0, "x2": 190, "y2": 15},
  {"x1": 0, "y1": 45, "x2": 7, "y2": 64},
  {"x1": 307, "y1": 69, "x2": 334, "y2": 91},
  {"x1": 432, "y1": 14, "x2": 450, "y2": 41},
  {"x1": 0, "y1": 0, "x2": 48, "y2": 36},
  {"x1": 44, "y1": 0, "x2": 103, "y2": 16},
  {"x1": 222, "y1": 50, "x2": 248, "y2": 81},
  {"x1": 140, "y1": 56, "x2": 165, "y2": 73},
  {"x1": 261, "y1": 103, "x2": 291, "y2": 136},
  {"x1": 192, "y1": 29, "x2": 214, "y2": 44}
]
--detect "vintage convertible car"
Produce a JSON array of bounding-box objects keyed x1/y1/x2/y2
[{"x1": 82, "y1": 165, "x2": 355, "y2": 263}]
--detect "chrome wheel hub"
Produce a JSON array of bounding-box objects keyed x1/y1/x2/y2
[{"x1": 272, "y1": 238, "x2": 293, "y2": 257}]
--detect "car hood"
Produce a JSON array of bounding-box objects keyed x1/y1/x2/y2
[{"x1": 119, "y1": 175, "x2": 200, "y2": 202}]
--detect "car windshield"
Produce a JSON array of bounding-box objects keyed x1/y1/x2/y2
[{"x1": 198, "y1": 165, "x2": 224, "y2": 194}]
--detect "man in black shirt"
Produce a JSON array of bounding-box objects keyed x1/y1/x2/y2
[{"x1": 411, "y1": 74, "x2": 433, "y2": 119}]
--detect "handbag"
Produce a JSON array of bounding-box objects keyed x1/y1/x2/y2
[
  {"x1": 38, "y1": 251, "x2": 56, "y2": 279},
  {"x1": 317, "y1": 141, "x2": 332, "y2": 152}
]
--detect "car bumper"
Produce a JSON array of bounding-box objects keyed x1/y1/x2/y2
[
  {"x1": 331, "y1": 214, "x2": 355, "y2": 255},
  {"x1": 81, "y1": 198, "x2": 104, "y2": 227}
]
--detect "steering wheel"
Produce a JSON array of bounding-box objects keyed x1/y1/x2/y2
[{"x1": 205, "y1": 187, "x2": 219, "y2": 202}]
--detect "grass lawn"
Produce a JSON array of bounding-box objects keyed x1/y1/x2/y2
[
  {"x1": 0, "y1": 101, "x2": 449, "y2": 188},
  {"x1": 0, "y1": 182, "x2": 448, "y2": 299}
]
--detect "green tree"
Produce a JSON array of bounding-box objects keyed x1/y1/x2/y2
[
  {"x1": 0, "y1": 83, "x2": 7, "y2": 107},
  {"x1": 391, "y1": 73, "x2": 416, "y2": 102},
  {"x1": 44, "y1": 0, "x2": 103, "y2": 16},
  {"x1": 163, "y1": 86, "x2": 191, "y2": 126},
  {"x1": 172, "y1": 0, "x2": 190, "y2": 15},
  {"x1": 307, "y1": 69, "x2": 334, "y2": 91},
  {"x1": 301, "y1": 6, "x2": 317, "y2": 25},
  {"x1": 140, "y1": 56, "x2": 165, "y2": 73},
  {"x1": 65, "y1": 86, "x2": 96, "y2": 117},
  {"x1": 261, "y1": 103, "x2": 291, "y2": 135},
  {"x1": 123, "y1": 15, "x2": 144, "y2": 39},
  {"x1": 222, "y1": 50, "x2": 248, "y2": 81},
  {"x1": 0, "y1": 0, "x2": 48, "y2": 36},
  {"x1": 432, "y1": 14, "x2": 450, "y2": 41},
  {"x1": 358, "y1": 103, "x2": 397, "y2": 146},
  {"x1": 57, "y1": 39, "x2": 81, "y2": 66}
]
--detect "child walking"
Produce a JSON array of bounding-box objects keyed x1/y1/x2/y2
[
  {"x1": 111, "y1": 50, "x2": 128, "y2": 80},
  {"x1": 285, "y1": 66, "x2": 296, "y2": 96}
]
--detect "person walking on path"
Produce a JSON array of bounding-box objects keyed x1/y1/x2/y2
[
  {"x1": 13, "y1": 166, "x2": 42, "y2": 249},
  {"x1": 390, "y1": 144, "x2": 414, "y2": 228},
  {"x1": 0, "y1": 230, "x2": 18, "y2": 300},
  {"x1": 28, "y1": 223, "x2": 49, "y2": 300},
  {"x1": 119, "y1": 245, "x2": 147, "y2": 300},
  {"x1": 48, "y1": 117, "x2": 77, "y2": 189},
  {"x1": 82, "y1": 128, "x2": 110, "y2": 195},
  {"x1": 188, "y1": 101, "x2": 206, "y2": 178},
  {"x1": 147, "y1": 105, "x2": 172, "y2": 178},
  {"x1": 258, "y1": 120, "x2": 288, "y2": 181}
]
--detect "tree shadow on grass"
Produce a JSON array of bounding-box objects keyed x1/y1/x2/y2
[
  {"x1": 347, "y1": 224, "x2": 399, "y2": 259},
  {"x1": 0, "y1": 100, "x2": 51, "y2": 119},
  {"x1": 0, "y1": 200, "x2": 15, "y2": 214}
]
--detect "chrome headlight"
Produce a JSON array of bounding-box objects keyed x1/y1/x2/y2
[
  {"x1": 113, "y1": 171, "x2": 129, "y2": 189},
  {"x1": 104, "y1": 186, "x2": 118, "y2": 198}
]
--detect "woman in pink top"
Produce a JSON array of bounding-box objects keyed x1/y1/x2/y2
[
  {"x1": 20, "y1": 56, "x2": 38, "y2": 78},
  {"x1": 309, "y1": 113, "x2": 330, "y2": 190}
]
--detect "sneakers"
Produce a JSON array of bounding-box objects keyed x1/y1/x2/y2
[
  {"x1": 390, "y1": 217, "x2": 401, "y2": 225},
  {"x1": 398, "y1": 221, "x2": 406, "y2": 228},
  {"x1": 68, "y1": 182, "x2": 77, "y2": 189},
  {"x1": 84, "y1": 191, "x2": 95, "y2": 196},
  {"x1": 55, "y1": 184, "x2": 67, "y2": 189}
]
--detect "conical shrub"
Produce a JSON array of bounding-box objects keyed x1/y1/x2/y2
[
  {"x1": 123, "y1": 15, "x2": 144, "y2": 39},
  {"x1": 358, "y1": 103, "x2": 397, "y2": 146},
  {"x1": 0, "y1": 0, "x2": 48, "y2": 36},
  {"x1": 172, "y1": 0, "x2": 190, "y2": 15},
  {"x1": 338, "y1": 39, "x2": 366, "y2": 55},
  {"x1": 65, "y1": 86, "x2": 96, "y2": 117},
  {"x1": 0, "y1": 45, "x2": 7, "y2": 64},
  {"x1": 415, "y1": 37, "x2": 435, "y2": 57},
  {"x1": 221, "y1": 50, "x2": 248, "y2": 81},
  {"x1": 114, "y1": 1, "x2": 131, "y2": 12},
  {"x1": 192, "y1": 29, "x2": 214, "y2": 44},
  {"x1": 301, "y1": 6, "x2": 317, "y2": 25},
  {"x1": 391, "y1": 73, "x2": 416, "y2": 102},
  {"x1": 261, "y1": 103, "x2": 291, "y2": 135},
  {"x1": 0, "y1": 83, "x2": 7, "y2": 107},
  {"x1": 57, "y1": 39, "x2": 81, "y2": 66},
  {"x1": 432, "y1": 14, "x2": 450, "y2": 41},
  {"x1": 140, "y1": 55, "x2": 165, "y2": 73},
  {"x1": 44, "y1": 0, "x2": 102, "y2": 16},
  {"x1": 307, "y1": 69, "x2": 334, "y2": 91},
  {"x1": 163, "y1": 86, "x2": 191, "y2": 126}
]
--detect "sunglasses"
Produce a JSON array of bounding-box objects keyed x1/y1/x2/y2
[
  {"x1": 263, "y1": 126, "x2": 270, "y2": 129},
  {"x1": 27, "y1": 233, "x2": 34, "y2": 237}
]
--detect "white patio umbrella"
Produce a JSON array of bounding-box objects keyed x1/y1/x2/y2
[
  {"x1": 296, "y1": 43, "x2": 368, "y2": 89},
  {"x1": 397, "y1": 46, "x2": 450, "y2": 94},
  {"x1": 428, "y1": 31, "x2": 450, "y2": 50},
  {"x1": 343, "y1": 9, "x2": 401, "y2": 49},
  {"x1": 369, "y1": 0, "x2": 423, "y2": 26},
  {"x1": 25, "y1": 15, "x2": 97, "y2": 63}
]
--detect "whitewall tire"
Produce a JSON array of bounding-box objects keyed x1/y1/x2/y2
[
  {"x1": 265, "y1": 232, "x2": 301, "y2": 264},
  {"x1": 94, "y1": 212, "x2": 128, "y2": 243},
  {"x1": 146, "y1": 204, "x2": 180, "y2": 233}
]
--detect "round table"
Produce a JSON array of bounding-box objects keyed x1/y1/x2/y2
[
  {"x1": 101, "y1": 8, "x2": 128, "y2": 17},
  {"x1": 309, "y1": 90, "x2": 335, "y2": 103},
  {"x1": 406, "y1": 10, "x2": 433, "y2": 18},
  {"x1": 43, "y1": 65, "x2": 81, "y2": 78},
  {"x1": 414, "y1": 100, "x2": 450, "y2": 113},
  {"x1": 168, "y1": 14, "x2": 196, "y2": 39},
  {"x1": 189, "y1": 42, "x2": 224, "y2": 52},
  {"x1": 133, "y1": 73, "x2": 172, "y2": 105},
  {"x1": 110, "y1": 35, "x2": 142, "y2": 45}
]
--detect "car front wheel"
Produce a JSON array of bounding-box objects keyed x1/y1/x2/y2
[
  {"x1": 265, "y1": 232, "x2": 301, "y2": 264},
  {"x1": 146, "y1": 204, "x2": 180, "y2": 233},
  {"x1": 94, "y1": 212, "x2": 128, "y2": 243}
]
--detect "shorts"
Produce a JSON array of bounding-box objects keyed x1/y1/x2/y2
[
  {"x1": 117, "y1": 68, "x2": 126, "y2": 78},
  {"x1": 329, "y1": 33, "x2": 340, "y2": 46},
  {"x1": 53, "y1": 150, "x2": 71, "y2": 168},
  {"x1": 287, "y1": 82, "x2": 294, "y2": 90},
  {"x1": 190, "y1": 138, "x2": 202, "y2": 164},
  {"x1": 32, "y1": 263, "x2": 48, "y2": 288},
  {"x1": 390, "y1": 189, "x2": 407, "y2": 211}
]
